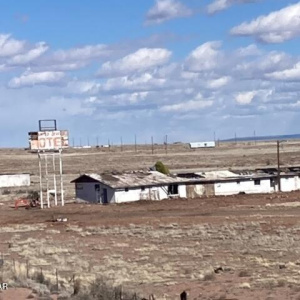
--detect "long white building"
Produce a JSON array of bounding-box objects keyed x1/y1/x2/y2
[{"x1": 71, "y1": 168, "x2": 300, "y2": 204}]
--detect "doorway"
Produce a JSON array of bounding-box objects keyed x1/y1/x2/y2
[{"x1": 102, "y1": 188, "x2": 108, "y2": 204}]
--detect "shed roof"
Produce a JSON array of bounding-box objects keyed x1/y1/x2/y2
[{"x1": 71, "y1": 171, "x2": 186, "y2": 189}]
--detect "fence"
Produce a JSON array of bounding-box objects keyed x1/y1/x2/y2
[{"x1": 0, "y1": 255, "x2": 195, "y2": 299}]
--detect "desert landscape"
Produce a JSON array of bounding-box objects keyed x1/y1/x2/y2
[{"x1": 1, "y1": 141, "x2": 300, "y2": 299}]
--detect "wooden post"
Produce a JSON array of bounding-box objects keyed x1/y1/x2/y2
[
  {"x1": 59, "y1": 149, "x2": 64, "y2": 206},
  {"x1": 180, "y1": 291, "x2": 187, "y2": 300},
  {"x1": 26, "y1": 260, "x2": 29, "y2": 278},
  {"x1": 53, "y1": 154, "x2": 58, "y2": 206},
  {"x1": 277, "y1": 140, "x2": 281, "y2": 192},
  {"x1": 38, "y1": 152, "x2": 44, "y2": 209},
  {"x1": 151, "y1": 136, "x2": 154, "y2": 155},
  {"x1": 56, "y1": 269, "x2": 59, "y2": 291},
  {"x1": 165, "y1": 135, "x2": 168, "y2": 155},
  {"x1": 45, "y1": 155, "x2": 50, "y2": 208}
]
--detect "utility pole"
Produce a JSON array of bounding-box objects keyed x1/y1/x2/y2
[
  {"x1": 234, "y1": 132, "x2": 237, "y2": 145},
  {"x1": 134, "y1": 134, "x2": 137, "y2": 153},
  {"x1": 120, "y1": 136, "x2": 123, "y2": 152},
  {"x1": 277, "y1": 140, "x2": 281, "y2": 192},
  {"x1": 254, "y1": 130, "x2": 256, "y2": 146},
  {"x1": 214, "y1": 131, "x2": 216, "y2": 142},
  {"x1": 151, "y1": 136, "x2": 154, "y2": 155},
  {"x1": 96, "y1": 136, "x2": 99, "y2": 147},
  {"x1": 165, "y1": 135, "x2": 168, "y2": 155}
]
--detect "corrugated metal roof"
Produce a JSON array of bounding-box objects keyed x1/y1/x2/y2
[{"x1": 73, "y1": 171, "x2": 186, "y2": 188}]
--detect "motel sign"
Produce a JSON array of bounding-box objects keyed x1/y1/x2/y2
[{"x1": 29, "y1": 130, "x2": 69, "y2": 150}]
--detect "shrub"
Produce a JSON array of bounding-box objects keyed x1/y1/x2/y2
[
  {"x1": 73, "y1": 278, "x2": 142, "y2": 300},
  {"x1": 239, "y1": 270, "x2": 251, "y2": 277},
  {"x1": 154, "y1": 161, "x2": 169, "y2": 175}
]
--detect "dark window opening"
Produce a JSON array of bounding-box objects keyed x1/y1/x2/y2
[
  {"x1": 270, "y1": 179, "x2": 275, "y2": 187},
  {"x1": 76, "y1": 183, "x2": 83, "y2": 190},
  {"x1": 254, "y1": 179, "x2": 261, "y2": 186},
  {"x1": 141, "y1": 186, "x2": 145, "y2": 191},
  {"x1": 236, "y1": 181, "x2": 240, "y2": 185},
  {"x1": 95, "y1": 184, "x2": 100, "y2": 191},
  {"x1": 125, "y1": 188, "x2": 129, "y2": 192},
  {"x1": 168, "y1": 184, "x2": 179, "y2": 195}
]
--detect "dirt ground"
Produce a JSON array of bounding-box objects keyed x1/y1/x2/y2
[
  {"x1": 2, "y1": 192, "x2": 300, "y2": 299},
  {"x1": 1, "y1": 141, "x2": 300, "y2": 299}
]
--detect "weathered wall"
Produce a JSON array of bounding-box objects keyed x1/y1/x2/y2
[
  {"x1": 0, "y1": 174, "x2": 30, "y2": 188},
  {"x1": 186, "y1": 184, "x2": 215, "y2": 198},
  {"x1": 280, "y1": 176, "x2": 299, "y2": 192},
  {"x1": 75, "y1": 182, "x2": 115, "y2": 203},
  {"x1": 214, "y1": 179, "x2": 274, "y2": 196}
]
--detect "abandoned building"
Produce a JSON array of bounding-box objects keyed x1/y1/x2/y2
[
  {"x1": 71, "y1": 168, "x2": 300, "y2": 204},
  {"x1": 178, "y1": 169, "x2": 300, "y2": 198},
  {"x1": 71, "y1": 171, "x2": 187, "y2": 204}
]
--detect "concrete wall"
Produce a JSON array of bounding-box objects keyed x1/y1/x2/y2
[
  {"x1": 214, "y1": 179, "x2": 274, "y2": 196},
  {"x1": 0, "y1": 174, "x2": 30, "y2": 188},
  {"x1": 280, "y1": 176, "x2": 300, "y2": 192}
]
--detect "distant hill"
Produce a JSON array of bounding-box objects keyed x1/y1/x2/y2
[{"x1": 222, "y1": 134, "x2": 300, "y2": 142}]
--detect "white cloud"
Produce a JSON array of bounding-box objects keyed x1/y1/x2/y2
[
  {"x1": 145, "y1": 0, "x2": 192, "y2": 25},
  {"x1": 8, "y1": 70, "x2": 65, "y2": 88},
  {"x1": 207, "y1": 76, "x2": 231, "y2": 89},
  {"x1": 207, "y1": 0, "x2": 258, "y2": 14},
  {"x1": 98, "y1": 48, "x2": 171, "y2": 77},
  {"x1": 231, "y1": 3, "x2": 300, "y2": 43},
  {"x1": 8, "y1": 42, "x2": 48, "y2": 65},
  {"x1": 160, "y1": 93, "x2": 213, "y2": 112},
  {"x1": 103, "y1": 73, "x2": 167, "y2": 92},
  {"x1": 185, "y1": 41, "x2": 222, "y2": 72},
  {"x1": 66, "y1": 80, "x2": 102, "y2": 95},
  {"x1": 266, "y1": 62, "x2": 300, "y2": 81},
  {"x1": 0, "y1": 34, "x2": 25, "y2": 57},
  {"x1": 235, "y1": 91, "x2": 256, "y2": 105},
  {"x1": 235, "y1": 44, "x2": 262, "y2": 57},
  {"x1": 113, "y1": 92, "x2": 149, "y2": 104},
  {"x1": 52, "y1": 44, "x2": 108, "y2": 62}
]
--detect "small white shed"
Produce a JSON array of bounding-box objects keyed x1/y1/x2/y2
[
  {"x1": 0, "y1": 173, "x2": 30, "y2": 188},
  {"x1": 71, "y1": 171, "x2": 187, "y2": 204},
  {"x1": 189, "y1": 141, "x2": 216, "y2": 149}
]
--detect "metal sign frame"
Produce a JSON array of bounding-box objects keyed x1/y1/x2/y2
[{"x1": 38, "y1": 149, "x2": 64, "y2": 208}]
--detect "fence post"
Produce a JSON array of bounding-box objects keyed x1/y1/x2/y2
[
  {"x1": 56, "y1": 268, "x2": 59, "y2": 291},
  {"x1": 26, "y1": 260, "x2": 29, "y2": 278}
]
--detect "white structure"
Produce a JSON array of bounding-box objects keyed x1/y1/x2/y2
[
  {"x1": 181, "y1": 169, "x2": 300, "y2": 198},
  {"x1": 190, "y1": 141, "x2": 216, "y2": 149},
  {"x1": 72, "y1": 171, "x2": 187, "y2": 204},
  {"x1": 72, "y1": 168, "x2": 300, "y2": 204},
  {"x1": 0, "y1": 173, "x2": 30, "y2": 188}
]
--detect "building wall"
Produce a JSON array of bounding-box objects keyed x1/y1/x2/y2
[
  {"x1": 214, "y1": 179, "x2": 274, "y2": 196},
  {"x1": 280, "y1": 176, "x2": 299, "y2": 192},
  {"x1": 115, "y1": 186, "x2": 166, "y2": 203},
  {"x1": 115, "y1": 184, "x2": 187, "y2": 204},
  {"x1": 186, "y1": 184, "x2": 215, "y2": 198},
  {"x1": 0, "y1": 174, "x2": 30, "y2": 188},
  {"x1": 75, "y1": 182, "x2": 115, "y2": 204}
]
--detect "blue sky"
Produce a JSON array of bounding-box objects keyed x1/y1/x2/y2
[{"x1": 0, "y1": 0, "x2": 300, "y2": 146}]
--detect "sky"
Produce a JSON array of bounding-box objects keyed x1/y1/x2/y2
[{"x1": 1, "y1": 0, "x2": 300, "y2": 147}]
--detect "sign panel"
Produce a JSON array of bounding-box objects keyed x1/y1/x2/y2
[{"x1": 29, "y1": 130, "x2": 69, "y2": 150}]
